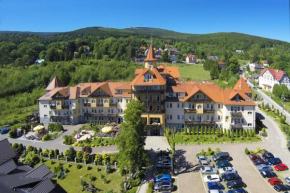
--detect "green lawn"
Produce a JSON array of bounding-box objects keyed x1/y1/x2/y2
[
  {"x1": 166, "y1": 63, "x2": 211, "y2": 81},
  {"x1": 38, "y1": 161, "x2": 123, "y2": 193},
  {"x1": 174, "y1": 133, "x2": 261, "y2": 145}
]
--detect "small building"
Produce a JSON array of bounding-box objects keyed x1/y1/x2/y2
[
  {"x1": 186, "y1": 55, "x2": 197, "y2": 64},
  {"x1": 170, "y1": 55, "x2": 178, "y2": 63},
  {"x1": 262, "y1": 60, "x2": 269, "y2": 67},
  {"x1": 35, "y1": 58, "x2": 45, "y2": 65},
  {"x1": 259, "y1": 68, "x2": 290, "y2": 92},
  {"x1": 251, "y1": 74, "x2": 259, "y2": 82},
  {"x1": 249, "y1": 63, "x2": 264, "y2": 72},
  {"x1": 236, "y1": 50, "x2": 244, "y2": 53},
  {"x1": 218, "y1": 61, "x2": 226, "y2": 69},
  {"x1": 208, "y1": 55, "x2": 219, "y2": 61},
  {"x1": 135, "y1": 57, "x2": 144, "y2": 63}
]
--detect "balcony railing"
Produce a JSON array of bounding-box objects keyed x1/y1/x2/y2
[
  {"x1": 51, "y1": 115, "x2": 69, "y2": 120},
  {"x1": 83, "y1": 103, "x2": 91, "y2": 107},
  {"x1": 185, "y1": 121, "x2": 215, "y2": 125},
  {"x1": 204, "y1": 109, "x2": 215, "y2": 113},
  {"x1": 231, "y1": 124, "x2": 243, "y2": 129},
  {"x1": 140, "y1": 99, "x2": 165, "y2": 104},
  {"x1": 184, "y1": 109, "x2": 197, "y2": 113},
  {"x1": 230, "y1": 111, "x2": 243, "y2": 117},
  {"x1": 143, "y1": 110, "x2": 165, "y2": 114},
  {"x1": 97, "y1": 103, "x2": 103, "y2": 107},
  {"x1": 110, "y1": 103, "x2": 117, "y2": 107},
  {"x1": 50, "y1": 105, "x2": 56, "y2": 109},
  {"x1": 62, "y1": 105, "x2": 69, "y2": 109}
]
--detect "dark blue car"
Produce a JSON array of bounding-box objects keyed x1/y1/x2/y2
[
  {"x1": 228, "y1": 188, "x2": 248, "y2": 193},
  {"x1": 267, "y1": 158, "x2": 282, "y2": 165},
  {"x1": 262, "y1": 152, "x2": 274, "y2": 161},
  {"x1": 216, "y1": 160, "x2": 232, "y2": 168},
  {"x1": 260, "y1": 170, "x2": 277, "y2": 178},
  {"x1": 207, "y1": 182, "x2": 225, "y2": 190},
  {"x1": 155, "y1": 174, "x2": 171, "y2": 182},
  {"x1": 0, "y1": 128, "x2": 10, "y2": 134}
]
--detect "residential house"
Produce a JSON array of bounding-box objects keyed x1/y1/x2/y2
[
  {"x1": 208, "y1": 55, "x2": 219, "y2": 61},
  {"x1": 236, "y1": 50, "x2": 244, "y2": 53},
  {"x1": 35, "y1": 58, "x2": 45, "y2": 65},
  {"x1": 259, "y1": 68, "x2": 290, "y2": 91},
  {"x1": 39, "y1": 44, "x2": 256, "y2": 135},
  {"x1": 249, "y1": 63, "x2": 264, "y2": 72},
  {"x1": 218, "y1": 61, "x2": 226, "y2": 69},
  {"x1": 186, "y1": 55, "x2": 197, "y2": 64}
]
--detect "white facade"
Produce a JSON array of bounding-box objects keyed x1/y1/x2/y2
[{"x1": 259, "y1": 69, "x2": 290, "y2": 92}]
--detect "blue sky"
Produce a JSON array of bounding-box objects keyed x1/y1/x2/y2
[{"x1": 0, "y1": 0, "x2": 289, "y2": 41}]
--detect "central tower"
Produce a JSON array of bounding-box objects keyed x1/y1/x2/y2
[{"x1": 144, "y1": 44, "x2": 157, "y2": 69}]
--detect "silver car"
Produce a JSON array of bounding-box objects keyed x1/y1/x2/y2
[
  {"x1": 200, "y1": 166, "x2": 218, "y2": 174},
  {"x1": 219, "y1": 167, "x2": 237, "y2": 174},
  {"x1": 198, "y1": 155, "x2": 211, "y2": 162},
  {"x1": 200, "y1": 160, "x2": 214, "y2": 167},
  {"x1": 285, "y1": 177, "x2": 290, "y2": 183}
]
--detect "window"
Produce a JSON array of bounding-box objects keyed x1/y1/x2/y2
[
  {"x1": 197, "y1": 105, "x2": 202, "y2": 109},
  {"x1": 167, "y1": 115, "x2": 169, "y2": 120},
  {"x1": 211, "y1": 116, "x2": 214, "y2": 121},
  {"x1": 238, "y1": 107, "x2": 240, "y2": 111},
  {"x1": 248, "y1": 112, "x2": 252, "y2": 115},
  {"x1": 57, "y1": 102, "x2": 61, "y2": 106},
  {"x1": 207, "y1": 115, "x2": 209, "y2": 121},
  {"x1": 169, "y1": 92, "x2": 173, "y2": 97},
  {"x1": 70, "y1": 101, "x2": 72, "y2": 105},
  {"x1": 204, "y1": 95, "x2": 207, "y2": 99},
  {"x1": 104, "y1": 99, "x2": 108, "y2": 104},
  {"x1": 178, "y1": 93, "x2": 181, "y2": 97},
  {"x1": 242, "y1": 107, "x2": 244, "y2": 111},
  {"x1": 177, "y1": 103, "x2": 180, "y2": 108},
  {"x1": 192, "y1": 115, "x2": 195, "y2": 120},
  {"x1": 197, "y1": 115, "x2": 201, "y2": 121},
  {"x1": 138, "y1": 96, "x2": 140, "y2": 100},
  {"x1": 218, "y1": 104, "x2": 220, "y2": 108},
  {"x1": 241, "y1": 119, "x2": 244, "y2": 124},
  {"x1": 49, "y1": 111, "x2": 51, "y2": 115},
  {"x1": 157, "y1": 105, "x2": 160, "y2": 111},
  {"x1": 177, "y1": 115, "x2": 180, "y2": 120},
  {"x1": 182, "y1": 115, "x2": 184, "y2": 120},
  {"x1": 44, "y1": 115, "x2": 47, "y2": 118},
  {"x1": 231, "y1": 106, "x2": 233, "y2": 111},
  {"x1": 167, "y1": 103, "x2": 169, "y2": 108},
  {"x1": 118, "y1": 99, "x2": 119, "y2": 102},
  {"x1": 211, "y1": 104, "x2": 213, "y2": 109},
  {"x1": 170, "y1": 115, "x2": 172, "y2": 120},
  {"x1": 218, "y1": 115, "x2": 220, "y2": 120},
  {"x1": 207, "y1": 104, "x2": 209, "y2": 109},
  {"x1": 170, "y1": 103, "x2": 172, "y2": 108},
  {"x1": 92, "y1": 99, "x2": 95, "y2": 104},
  {"x1": 189, "y1": 104, "x2": 192, "y2": 108},
  {"x1": 248, "y1": 123, "x2": 252, "y2": 126},
  {"x1": 126, "y1": 99, "x2": 129, "y2": 103},
  {"x1": 189, "y1": 116, "x2": 191, "y2": 120},
  {"x1": 182, "y1": 103, "x2": 184, "y2": 108},
  {"x1": 44, "y1": 105, "x2": 47, "y2": 108},
  {"x1": 197, "y1": 95, "x2": 201, "y2": 99}
]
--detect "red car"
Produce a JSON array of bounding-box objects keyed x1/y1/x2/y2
[
  {"x1": 268, "y1": 177, "x2": 283, "y2": 185},
  {"x1": 253, "y1": 157, "x2": 268, "y2": 165},
  {"x1": 274, "y1": 163, "x2": 289, "y2": 171},
  {"x1": 249, "y1": 154, "x2": 260, "y2": 160}
]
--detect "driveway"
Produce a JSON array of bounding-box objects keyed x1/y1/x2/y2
[
  {"x1": 0, "y1": 124, "x2": 118, "y2": 154},
  {"x1": 176, "y1": 108, "x2": 290, "y2": 193}
]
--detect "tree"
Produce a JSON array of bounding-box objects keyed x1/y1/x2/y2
[
  {"x1": 210, "y1": 63, "x2": 219, "y2": 80},
  {"x1": 116, "y1": 100, "x2": 148, "y2": 172},
  {"x1": 67, "y1": 146, "x2": 76, "y2": 161},
  {"x1": 76, "y1": 151, "x2": 84, "y2": 162},
  {"x1": 161, "y1": 50, "x2": 171, "y2": 63}
]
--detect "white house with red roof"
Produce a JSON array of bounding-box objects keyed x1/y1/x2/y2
[
  {"x1": 259, "y1": 68, "x2": 290, "y2": 91},
  {"x1": 186, "y1": 55, "x2": 197, "y2": 64}
]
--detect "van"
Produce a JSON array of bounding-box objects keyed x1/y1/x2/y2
[{"x1": 213, "y1": 152, "x2": 231, "y2": 162}]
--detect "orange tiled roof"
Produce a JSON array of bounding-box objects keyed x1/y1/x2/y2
[
  {"x1": 144, "y1": 44, "x2": 157, "y2": 62},
  {"x1": 45, "y1": 77, "x2": 65, "y2": 91},
  {"x1": 130, "y1": 68, "x2": 166, "y2": 86},
  {"x1": 157, "y1": 64, "x2": 180, "y2": 79},
  {"x1": 233, "y1": 77, "x2": 252, "y2": 94}
]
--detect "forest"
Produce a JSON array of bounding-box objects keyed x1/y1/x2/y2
[{"x1": 1, "y1": 27, "x2": 290, "y2": 126}]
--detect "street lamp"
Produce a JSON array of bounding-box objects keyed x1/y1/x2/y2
[{"x1": 281, "y1": 92, "x2": 285, "y2": 112}]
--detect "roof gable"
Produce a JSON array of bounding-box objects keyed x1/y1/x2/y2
[
  {"x1": 145, "y1": 44, "x2": 157, "y2": 62},
  {"x1": 130, "y1": 68, "x2": 166, "y2": 86},
  {"x1": 233, "y1": 77, "x2": 252, "y2": 94},
  {"x1": 0, "y1": 139, "x2": 16, "y2": 165},
  {"x1": 45, "y1": 77, "x2": 65, "y2": 91}
]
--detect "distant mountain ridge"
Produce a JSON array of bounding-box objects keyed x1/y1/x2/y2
[{"x1": 0, "y1": 26, "x2": 286, "y2": 43}]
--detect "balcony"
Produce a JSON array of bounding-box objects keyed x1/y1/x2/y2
[
  {"x1": 231, "y1": 124, "x2": 243, "y2": 129},
  {"x1": 110, "y1": 103, "x2": 117, "y2": 107},
  {"x1": 83, "y1": 103, "x2": 91, "y2": 107},
  {"x1": 97, "y1": 103, "x2": 103, "y2": 107},
  {"x1": 184, "y1": 109, "x2": 197, "y2": 113},
  {"x1": 51, "y1": 115, "x2": 69, "y2": 120},
  {"x1": 143, "y1": 109, "x2": 165, "y2": 114},
  {"x1": 185, "y1": 121, "x2": 215, "y2": 125},
  {"x1": 62, "y1": 105, "x2": 69, "y2": 109},
  {"x1": 230, "y1": 111, "x2": 243, "y2": 117},
  {"x1": 204, "y1": 109, "x2": 215, "y2": 113},
  {"x1": 50, "y1": 105, "x2": 56, "y2": 109},
  {"x1": 188, "y1": 98, "x2": 211, "y2": 102},
  {"x1": 140, "y1": 99, "x2": 165, "y2": 104}
]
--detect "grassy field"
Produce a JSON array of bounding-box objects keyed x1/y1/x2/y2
[
  {"x1": 38, "y1": 161, "x2": 123, "y2": 193},
  {"x1": 166, "y1": 63, "x2": 211, "y2": 81}
]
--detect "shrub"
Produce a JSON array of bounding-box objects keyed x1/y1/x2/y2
[
  {"x1": 76, "y1": 164, "x2": 82, "y2": 169},
  {"x1": 68, "y1": 163, "x2": 72, "y2": 168},
  {"x1": 48, "y1": 123, "x2": 63, "y2": 132},
  {"x1": 42, "y1": 134, "x2": 50, "y2": 141},
  {"x1": 9, "y1": 128, "x2": 17, "y2": 138},
  {"x1": 105, "y1": 163, "x2": 111, "y2": 174},
  {"x1": 82, "y1": 146, "x2": 92, "y2": 153},
  {"x1": 100, "y1": 173, "x2": 105, "y2": 179},
  {"x1": 87, "y1": 166, "x2": 92, "y2": 170},
  {"x1": 245, "y1": 148, "x2": 250, "y2": 155},
  {"x1": 95, "y1": 154, "x2": 103, "y2": 165},
  {"x1": 147, "y1": 181, "x2": 154, "y2": 193},
  {"x1": 89, "y1": 175, "x2": 96, "y2": 181},
  {"x1": 63, "y1": 135, "x2": 75, "y2": 145}
]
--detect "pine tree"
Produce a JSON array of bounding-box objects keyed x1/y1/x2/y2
[
  {"x1": 252, "y1": 129, "x2": 255, "y2": 137},
  {"x1": 250, "y1": 129, "x2": 253, "y2": 137},
  {"x1": 239, "y1": 129, "x2": 242, "y2": 137},
  {"x1": 227, "y1": 129, "x2": 231, "y2": 138},
  {"x1": 185, "y1": 127, "x2": 188, "y2": 135},
  {"x1": 243, "y1": 129, "x2": 246, "y2": 137},
  {"x1": 246, "y1": 129, "x2": 249, "y2": 137},
  {"x1": 235, "y1": 130, "x2": 239, "y2": 138},
  {"x1": 221, "y1": 128, "x2": 224, "y2": 136},
  {"x1": 189, "y1": 127, "x2": 192, "y2": 135},
  {"x1": 212, "y1": 127, "x2": 215, "y2": 135},
  {"x1": 193, "y1": 126, "x2": 195, "y2": 135}
]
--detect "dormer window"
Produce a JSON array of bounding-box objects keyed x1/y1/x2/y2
[
  {"x1": 144, "y1": 73, "x2": 152, "y2": 82},
  {"x1": 235, "y1": 95, "x2": 240, "y2": 102},
  {"x1": 149, "y1": 65, "x2": 152, "y2": 70},
  {"x1": 83, "y1": 90, "x2": 88, "y2": 95}
]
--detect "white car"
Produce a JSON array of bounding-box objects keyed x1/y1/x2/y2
[
  {"x1": 219, "y1": 167, "x2": 237, "y2": 174},
  {"x1": 208, "y1": 190, "x2": 226, "y2": 193},
  {"x1": 200, "y1": 166, "x2": 218, "y2": 174},
  {"x1": 204, "y1": 174, "x2": 220, "y2": 182}
]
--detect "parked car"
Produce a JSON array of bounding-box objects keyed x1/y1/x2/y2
[
  {"x1": 249, "y1": 154, "x2": 260, "y2": 160},
  {"x1": 221, "y1": 173, "x2": 241, "y2": 182},
  {"x1": 0, "y1": 128, "x2": 10, "y2": 134},
  {"x1": 204, "y1": 174, "x2": 220, "y2": 182},
  {"x1": 274, "y1": 163, "x2": 289, "y2": 171},
  {"x1": 260, "y1": 171, "x2": 278, "y2": 178},
  {"x1": 226, "y1": 180, "x2": 247, "y2": 189},
  {"x1": 155, "y1": 174, "x2": 171, "y2": 182},
  {"x1": 257, "y1": 164, "x2": 273, "y2": 171},
  {"x1": 213, "y1": 152, "x2": 231, "y2": 162},
  {"x1": 157, "y1": 159, "x2": 171, "y2": 169},
  {"x1": 200, "y1": 166, "x2": 218, "y2": 174},
  {"x1": 227, "y1": 189, "x2": 248, "y2": 193},
  {"x1": 198, "y1": 155, "x2": 211, "y2": 162},
  {"x1": 208, "y1": 190, "x2": 226, "y2": 193},
  {"x1": 158, "y1": 156, "x2": 170, "y2": 161},
  {"x1": 200, "y1": 160, "x2": 214, "y2": 167},
  {"x1": 216, "y1": 160, "x2": 233, "y2": 168},
  {"x1": 268, "y1": 177, "x2": 283, "y2": 186},
  {"x1": 252, "y1": 157, "x2": 268, "y2": 165},
  {"x1": 154, "y1": 182, "x2": 173, "y2": 191},
  {"x1": 285, "y1": 177, "x2": 290, "y2": 183},
  {"x1": 262, "y1": 152, "x2": 274, "y2": 161},
  {"x1": 219, "y1": 167, "x2": 237, "y2": 174},
  {"x1": 207, "y1": 182, "x2": 225, "y2": 190},
  {"x1": 273, "y1": 184, "x2": 290, "y2": 192},
  {"x1": 268, "y1": 158, "x2": 282, "y2": 165}
]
